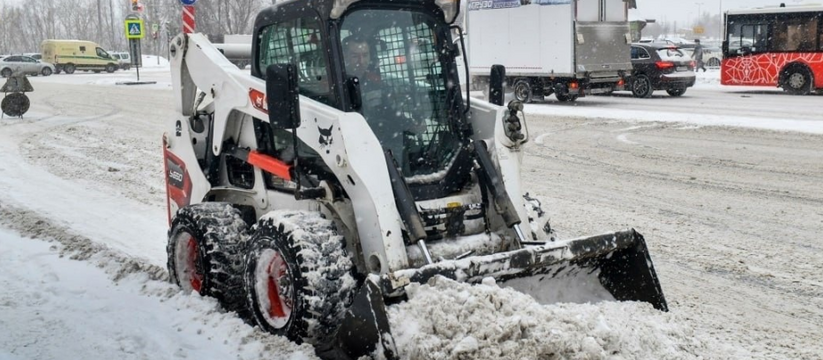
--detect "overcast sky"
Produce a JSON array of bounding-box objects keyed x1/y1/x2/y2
[{"x1": 634, "y1": 0, "x2": 814, "y2": 24}]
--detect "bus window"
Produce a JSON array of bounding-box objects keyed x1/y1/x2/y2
[
  {"x1": 740, "y1": 24, "x2": 768, "y2": 53},
  {"x1": 773, "y1": 14, "x2": 818, "y2": 51}
]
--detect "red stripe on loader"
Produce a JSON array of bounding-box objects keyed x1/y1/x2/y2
[{"x1": 248, "y1": 151, "x2": 292, "y2": 181}]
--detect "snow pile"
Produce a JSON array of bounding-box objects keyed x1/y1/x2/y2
[
  {"x1": 140, "y1": 55, "x2": 170, "y2": 69},
  {"x1": 390, "y1": 276, "x2": 726, "y2": 360},
  {"x1": 0, "y1": 204, "x2": 318, "y2": 360}
]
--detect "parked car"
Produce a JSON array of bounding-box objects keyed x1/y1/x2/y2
[
  {"x1": 23, "y1": 52, "x2": 42, "y2": 60},
  {"x1": 627, "y1": 43, "x2": 696, "y2": 98},
  {"x1": 109, "y1": 51, "x2": 132, "y2": 70},
  {"x1": 0, "y1": 55, "x2": 56, "y2": 77}
]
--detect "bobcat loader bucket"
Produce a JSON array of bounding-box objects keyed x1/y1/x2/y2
[
  {"x1": 327, "y1": 229, "x2": 665, "y2": 360},
  {"x1": 383, "y1": 229, "x2": 668, "y2": 311}
]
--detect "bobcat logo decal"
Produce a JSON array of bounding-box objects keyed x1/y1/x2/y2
[{"x1": 318, "y1": 125, "x2": 334, "y2": 154}]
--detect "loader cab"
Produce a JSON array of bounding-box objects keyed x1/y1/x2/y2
[{"x1": 252, "y1": 0, "x2": 471, "y2": 199}]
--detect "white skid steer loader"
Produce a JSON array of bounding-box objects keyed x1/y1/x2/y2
[{"x1": 163, "y1": 0, "x2": 667, "y2": 358}]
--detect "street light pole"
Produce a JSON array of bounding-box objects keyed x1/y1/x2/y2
[
  {"x1": 719, "y1": 0, "x2": 723, "y2": 39},
  {"x1": 696, "y1": 2, "x2": 704, "y2": 24}
]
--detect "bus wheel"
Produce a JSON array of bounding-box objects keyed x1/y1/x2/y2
[{"x1": 782, "y1": 67, "x2": 812, "y2": 95}]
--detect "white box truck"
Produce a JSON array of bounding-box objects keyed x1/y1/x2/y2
[{"x1": 463, "y1": 0, "x2": 635, "y2": 102}]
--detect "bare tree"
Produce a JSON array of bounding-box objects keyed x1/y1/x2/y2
[{"x1": 0, "y1": 0, "x2": 269, "y2": 55}]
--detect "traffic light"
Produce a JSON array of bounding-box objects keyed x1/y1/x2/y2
[{"x1": 131, "y1": 0, "x2": 139, "y2": 11}]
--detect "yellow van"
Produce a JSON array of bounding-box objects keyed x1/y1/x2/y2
[{"x1": 40, "y1": 40, "x2": 120, "y2": 74}]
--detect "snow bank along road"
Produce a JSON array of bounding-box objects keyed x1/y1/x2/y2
[{"x1": 1, "y1": 73, "x2": 821, "y2": 359}]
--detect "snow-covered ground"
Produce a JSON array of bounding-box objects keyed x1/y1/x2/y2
[{"x1": 1, "y1": 61, "x2": 821, "y2": 360}]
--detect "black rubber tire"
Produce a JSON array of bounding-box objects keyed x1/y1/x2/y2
[
  {"x1": 556, "y1": 93, "x2": 578, "y2": 102},
  {"x1": 707, "y1": 58, "x2": 721, "y2": 67},
  {"x1": 631, "y1": 74, "x2": 654, "y2": 98},
  {"x1": 666, "y1": 87, "x2": 687, "y2": 97},
  {"x1": 1, "y1": 68, "x2": 11, "y2": 78},
  {"x1": 106, "y1": 64, "x2": 116, "y2": 73},
  {"x1": 54, "y1": 65, "x2": 62, "y2": 74},
  {"x1": 244, "y1": 211, "x2": 356, "y2": 347},
  {"x1": 167, "y1": 203, "x2": 250, "y2": 315},
  {"x1": 41, "y1": 67, "x2": 52, "y2": 76},
  {"x1": 513, "y1": 78, "x2": 533, "y2": 103},
  {"x1": 64, "y1": 64, "x2": 76, "y2": 74},
  {"x1": 782, "y1": 67, "x2": 812, "y2": 95}
]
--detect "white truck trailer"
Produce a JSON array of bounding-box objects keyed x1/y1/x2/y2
[{"x1": 463, "y1": 0, "x2": 635, "y2": 102}]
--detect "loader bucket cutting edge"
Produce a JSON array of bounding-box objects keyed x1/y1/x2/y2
[
  {"x1": 330, "y1": 279, "x2": 399, "y2": 360},
  {"x1": 383, "y1": 229, "x2": 668, "y2": 311}
]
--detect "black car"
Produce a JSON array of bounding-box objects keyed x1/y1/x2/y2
[{"x1": 628, "y1": 43, "x2": 696, "y2": 98}]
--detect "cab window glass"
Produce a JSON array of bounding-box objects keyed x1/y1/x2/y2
[{"x1": 258, "y1": 16, "x2": 332, "y2": 106}]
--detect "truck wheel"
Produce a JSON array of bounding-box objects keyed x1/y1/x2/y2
[
  {"x1": 54, "y1": 65, "x2": 62, "y2": 74},
  {"x1": 41, "y1": 67, "x2": 52, "y2": 76},
  {"x1": 244, "y1": 211, "x2": 356, "y2": 347},
  {"x1": 513, "y1": 79, "x2": 533, "y2": 103},
  {"x1": 1, "y1": 68, "x2": 10, "y2": 78},
  {"x1": 631, "y1": 74, "x2": 654, "y2": 98},
  {"x1": 64, "y1": 64, "x2": 76, "y2": 74},
  {"x1": 106, "y1": 64, "x2": 116, "y2": 73},
  {"x1": 167, "y1": 203, "x2": 250, "y2": 315},
  {"x1": 666, "y1": 87, "x2": 687, "y2": 97},
  {"x1": 556, "y1": 93, "x2": 578, "y2": 102},
  {"x1": 782, "y1": 67, "x2": 812, "y2": 95}
]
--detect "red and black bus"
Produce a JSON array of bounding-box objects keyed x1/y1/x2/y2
[{"x1": 722, "y1": 5, "x2": 823, "y2": 94}]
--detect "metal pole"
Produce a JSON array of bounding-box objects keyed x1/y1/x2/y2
[
  {"x1": 153, "y1": 1, "x2": 159, "y2": 66},
  {"x1": 719, "y1": 0, "x2": 723, "y2": 39}
]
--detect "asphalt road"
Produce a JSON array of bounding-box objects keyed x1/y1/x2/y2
[
  {"x1": 521, "y1": 94, "x2": 823, "y2": 359},
  {"x1": 522, "y1": 84, "x2": 823, "y2": 122}
]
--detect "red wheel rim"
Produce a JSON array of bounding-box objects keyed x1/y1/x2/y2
[
  {"x1": 265, "y1": 252, "x2": 293, "y2": 323},
  {"x1": 186, "y1": 236, "x2": 203, "y2": 292}
]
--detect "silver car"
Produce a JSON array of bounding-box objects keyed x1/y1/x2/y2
[{"x1": 1, "y1": 55, "x2": 56, "y2": 77}]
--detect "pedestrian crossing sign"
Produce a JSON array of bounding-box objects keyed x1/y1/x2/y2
[{"x1": 125, "y1": 19, "x2": 145, "y2": 39}]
